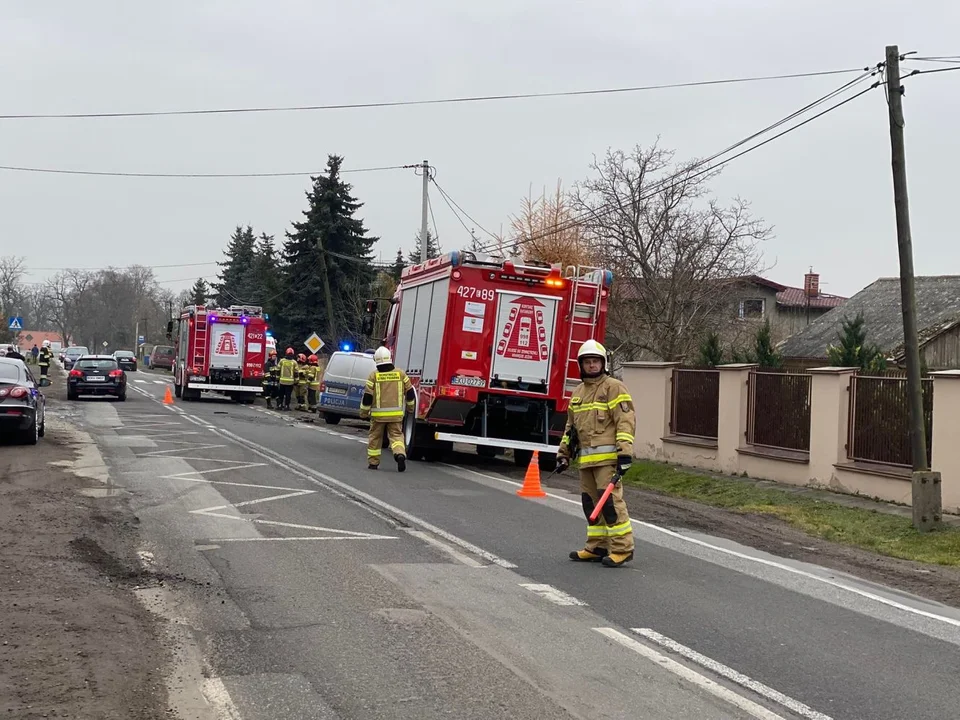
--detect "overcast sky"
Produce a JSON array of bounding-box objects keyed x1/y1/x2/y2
[{"x1": 2, "y1": 0, "x2": 957, "y2": 299}]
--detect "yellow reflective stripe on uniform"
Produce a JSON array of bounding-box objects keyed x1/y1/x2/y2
[
  {"x1": 607, "y1": 393, "x2": 632, "y2": 407},
  {"x1": 580, "y1": 445, "x2": 616, "y2": 455},
  {"x1": 579, "y1": 452, "x2": 618, "y2": 465},
  {"x1": 616, "y1": 432, "x2": 634, "y2": 442},
  {"x1": 368, "y1": 448, "x2": 382, "y2": 457},
  {"x1": 606, "y1": 520, "x2": 633, "y2": 537},
  {"x1": 571, "y1": 396, "x2": 634, "y2": 413},
  {"x1": 371, "y1": 407, "x2": 403, "y2": 419},
  {"x1": 390, "y1": 439, "x2": 405, "y2": 452},
  {"x1": 586, "y1": 525, "x2": 607, "y2": 538}
]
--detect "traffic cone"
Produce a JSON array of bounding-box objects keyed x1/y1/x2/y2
[
  {"x1": 163, "y1": 386, "x2": 174, "y2": 405},
  {"x1": 517, "y1": 450, "x2": 547, "y2": 498}
]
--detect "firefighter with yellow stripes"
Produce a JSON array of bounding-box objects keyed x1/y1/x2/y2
[
  {"x1": 277, "y1": 348, "x2": 298, "y2": 411},
  {"x1": 556, "y1": 339, "x2": 636, "y2": 568},
  {"x1": 306, "y1": 354, "x2": 321, "y2": 412},
  {"x1": 359, "y1": 346, "x2": 415, "y2": 472},
  {"x1": 294, "y1": 353, "x2": 308, "y2": 411}
]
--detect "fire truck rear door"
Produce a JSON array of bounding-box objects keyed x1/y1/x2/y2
[
  {"x1": 489, "y1": 291, "x2": 559, "y2": 386},
  {"x1": 210, "y1": 325, "x2": 244, "y2": 369}
]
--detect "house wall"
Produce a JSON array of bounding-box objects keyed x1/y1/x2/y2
[
  {"x1": 776, "y1": 305, "x2": 832, "y2": 338},
  {"x1": 922, "y1": 325, "x2": 960, "y2": 370}
]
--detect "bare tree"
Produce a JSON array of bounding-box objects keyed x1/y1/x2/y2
[
  {"x1": 0, "y1": 256, "x2": 26, "y2": 342},
  {"x1": 508, "y1": 180, "x2": 595, "y2": 269},
  {"x1": 572, "y1": 142, "x2": 771, "y2": 362}
]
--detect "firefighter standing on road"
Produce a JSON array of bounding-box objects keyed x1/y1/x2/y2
[
  {"x1": 38, "y1": 341, "x2": 53, "y2": 385},
  {"x1": 306, "y1": 354, "x2": 321, "y2": 412},
  {"x1": 277, "y1": 348, "x2": 298, "y2": 411},
  {"x1": 262, "y1": 349, "x2": 279, "y2": 408},
  {"x1": 294, "y1": 353, "x2": 308, "y2": 411},
  {"x1": 359, "y1": 346, "x2": 415, "y2": 472},
  {"x1": 556, "y1": 339, "x2": 636, "y2": 568}
]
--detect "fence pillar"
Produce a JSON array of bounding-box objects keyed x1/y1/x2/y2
[
  {"x1": 929, "y1": 370, "x2": 960, "y2": 514},
  {"x1": 716, "y1": 363, "x2": 757, "y2": 473},
  {"x1": 808, "y1": 367, "x2": 858, "y2": 485},
  {"x1": 620, "y1": 361, "x2": 680, "y2": 460}
]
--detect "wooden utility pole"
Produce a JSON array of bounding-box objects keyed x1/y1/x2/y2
[
  {"x1": 885, "y1": 44, "x2": 941, "y2": 530},
  {"x1": 316, "y1": 235, "x2": 338, "y2": 345}
]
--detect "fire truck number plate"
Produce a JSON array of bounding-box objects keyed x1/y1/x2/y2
[
  {"x1": 456, "y1": 286, "x2": 495, "y2": 301},
  {"x1": 451, "y1": 375, "x2": 486, "y2": 388}
]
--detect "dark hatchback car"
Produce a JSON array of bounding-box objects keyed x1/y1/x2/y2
[
  {"x1": 68, "y1": 355, "x2": 127, "y2": 401},
  {"x1": 0, "y1": 357, "x2": 45, "y2": 445},
  {"x1": 113, "y1": 349, "x2": 138, "y2": 372}
]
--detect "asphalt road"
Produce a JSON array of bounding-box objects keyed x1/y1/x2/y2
[{"x1": 72, "y1": 369, "x2": 960, "y2": 719}]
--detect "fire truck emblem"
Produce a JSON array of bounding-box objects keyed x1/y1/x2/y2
[
  {"x1": 215, "y1": 331, "x2": 239, "y2": 356},
  {"x1": 496, "y1": 296, "x2": 548, "y2": 361}
]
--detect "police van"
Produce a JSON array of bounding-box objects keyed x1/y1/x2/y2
[{"x1": 317, "y1": 350, "x2": 376, "y2": 424}]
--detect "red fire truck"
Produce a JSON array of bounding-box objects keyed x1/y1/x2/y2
[
  {"x1": 360, "y1": 250, "x2": 613, "y2": 468},
  {"x1": 167, "y1": 304, "x2": 269, "y2": 403}
]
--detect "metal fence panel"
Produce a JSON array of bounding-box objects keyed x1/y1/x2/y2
[
  {"x1": 670, "y1": 368, "x2": 720, "y2": 440},
  {"x1": 747, "y1": 371, "x2": 812, "y2": 452},
  {"x1": 847, "y1": 375, "x2": 933, "y2": 467}
]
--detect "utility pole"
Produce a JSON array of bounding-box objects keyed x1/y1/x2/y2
[
  {"x1": 316, "y1": 235, "x2": 338, "y2": 344},
  {"x1": 420, "y1": 160, "x2": 430, "y2": 263},
  {"x1": 885, "y1": 44, "x2": 941, "y2": 530}
]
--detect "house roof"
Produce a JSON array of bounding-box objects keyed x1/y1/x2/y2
[
  {"x1": 14, "y1": 330, "x2": 69, "y2": 347},
  {"x1": 775, "y1": 286, "x2": 847, "y2": 310},
  {"x1": 779, "y1": 275, "x2": 960, "y2": 358}
]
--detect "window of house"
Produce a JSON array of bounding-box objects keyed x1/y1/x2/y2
[{"x1": 738, "y1": 298, "x2": 765, "y2": 319}]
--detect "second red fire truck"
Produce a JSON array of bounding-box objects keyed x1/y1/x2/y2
[{"x1": 361, "y1": 249, "x2": 613, "y2": 468}]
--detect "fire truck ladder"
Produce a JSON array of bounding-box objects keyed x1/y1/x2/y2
[
  {"x1": 191, "y1": 309, "x2": 208, "y2": 371},
  {"x1": 562, "y1": 265, "x2": 605, "y2": 397}
]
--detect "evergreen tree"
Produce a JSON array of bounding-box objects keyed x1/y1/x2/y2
[
  {"x1": 391, "y1": 247, "x2": 406, "y2": 283},
  {"x1": 277, "y1": 154, "x2": 378, "y2": 350},
  {"x1": 212, "y1": 225, "x2": 257, "y2": 306},
  {"x1": 697, "y1": 332, "x2": 723, "y2": 367},
  {"x1": 190, "y1": 277, "x2": 209, "y2": 306},
  {"x1": 753, "y1": 318, "x2": 783, "y2": 369},
  {"x1": 826, "y1": 312, "x2": 886, "y2": 372},
  {"x1": 408, "y1": 229, "x2": 440, "y2": 264},
  {"x1": 249, "y1": 233, "x2": 282, "y2": 315}
]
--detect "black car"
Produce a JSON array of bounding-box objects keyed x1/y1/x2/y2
[
  {"x1": 0, "y1": 357, "x2": 46, "y2": 445},
  {"x1": 113, "y1": 350, "x2": 138, "y2": 372},
  {"x1": 68, "y1": 355, "x2": 127, "y2": 401}
]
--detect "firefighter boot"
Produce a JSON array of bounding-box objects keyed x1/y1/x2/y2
[
  {"x1": 601, "y1": 551, "x2": 635, "y2": 568},
  {"x1": 569, "y1": 547, "x2": 608, "y2": 562},
  {"x1": 395, "y1": 453, "x2": 406, "y2": 473}
]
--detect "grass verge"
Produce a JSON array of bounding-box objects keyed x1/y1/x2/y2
[{"x1": 623, "y1": 461, "x2": 960, "y2": 566}]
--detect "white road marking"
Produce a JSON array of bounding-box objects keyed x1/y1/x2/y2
[
  {"x1": 633, "y1": 628, "x2": 833, "y2": 720},
  {"x1": 200, "y1": 677, "x2": 243, "y2": 720},
  {"x1": 446, "y1": 464, "x2": 960, "y2": 630},
  {"x1": 594, "y1": 628, "x2": 788, "y2": 720},
  {"x1": 134, "y1": 379, "x2": 147, "y2": 384},
  {"x1": 192, "y1": 489, "x2": 315, "y2": 514},
  {"x1": 153, "y1": 380, "x2": 167, "y2": 385},
  {"x1": 137, "y1": 550, "x2": 156, "y2": 570},
  {"x1": 193, "y1": 511, "x2": 398, "y2": 539},
  {"x1": 407, "y1": 529, "x2": 485, "y2": 567},
  {"x1": 520, "y1": 583, "x2": 587, "y2": 606},
  {"x1": 206, "y1": 535, "x2": 395, "y2": 543}
]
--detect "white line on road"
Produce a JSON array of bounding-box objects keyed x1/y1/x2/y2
[
  {"x1": 153, "y1": 380, "x2": 167, "y2": 385},
  {"x1": 200, "y1": 677, "x2": 243, "y2": 720},
  {"x1": 634, "y1": 628, "x2": 833, "y2": 720},
  {"x1": 594, "y1": 628, "x2": 788, "y2": 720},
  {"x1": 193, "y1": 510, "x2": 399, "y2": 540},
  {"x1": 406, "y1": 529, "x2": 485, "y2": 567},
  {"x1": 447, "y1": 464, "x2": 960, "y2": 630},
  {"x1": 520, "y1": 583, "x2": 588, "y2": 606}
]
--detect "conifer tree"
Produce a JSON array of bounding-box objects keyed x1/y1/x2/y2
[
  {"x1": 408, "y1": 230, "x2": 440, "y2": 264},
  {"x1": 753, "y1": 318, "x2": 783, "y2": 368},
  {"x1": 212, "y1": 225, "x2": 257, "y2": 306},
  {"x1": 190, "y1": 277, "x2": 209, "y2": 306},
  {"x1": 826, "y1": 312, "x2": 886, "y2": 372},
  {"x1": 697, "y1": 332, "x2": 723, "y2": 367}
]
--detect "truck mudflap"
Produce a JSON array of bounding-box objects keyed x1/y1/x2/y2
[{"x1": 433, "y1": 432, "x2": 559, "y2": 455}]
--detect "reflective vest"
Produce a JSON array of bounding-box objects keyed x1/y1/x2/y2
[
  {"x1": 557, "y1": 374, "x2": 636, "y2": 468},
  {"x1": 361, "y1": 368, "x2": 414, "y2": 422},
  {"x1": 38, "y1": 347, "x2": 52, "y2": 367},
  {"x1": 278, "y1": 358, "x2": 297, "y2": 385},
  {"x1": 307, "y1": 365, "x2": 321, "y2": 390}
]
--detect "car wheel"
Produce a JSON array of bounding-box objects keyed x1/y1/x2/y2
[
  {"x1": 324, "y1": 413, "x2": 341, "y2": 425},
  {"x1": 20, "y1": 420, "x2": 38, "y2": 446},
  {"x1": 117, "y1": 393, "x2": 127, "y2": 402},
  {"x1": 67, "y1": 391, "x2": 77, "y2": 401},
  {"x1": 38, "y1": 418, "x2": 45, "y2": 438}
]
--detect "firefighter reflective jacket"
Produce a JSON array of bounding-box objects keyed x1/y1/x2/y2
[
  {"x1": 278, "y1": 358, "x2": 298, "y2": 386},
  {"x1": 307, "y1": 365, "x2": 321, "y2": 390},
  {"x1": 557, "y1": 374, "x2": 635, "y2": 468},
  {"x1": 263, "y1": 358, "x2": 279, "y2": 387},
  {"x1": 360, "y1": 364, "x2": 415, "y2": 422}
]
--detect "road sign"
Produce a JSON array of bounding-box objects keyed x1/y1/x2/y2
[
  {"x1": 102, "y1": 341, "x2": 109, "y2": 347},
  {"x1": 138, "y1": 335, "x2": 145, "y2": 343},
  {"x1": 304, "y1": 332, "x2": 325, "y2": 354},
  {"x1": 7, "y1": 317, "x2": 23, "y2": 331}
]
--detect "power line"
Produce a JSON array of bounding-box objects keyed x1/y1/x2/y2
[
  {"x1": 476, "y1": 70, "x2": 882, "y2": 255},
  {"x1": 0, "y1": 68, "x2": 868, "y2": 121},
  {"x1": 0, "y1": 163, "x2": 417, "y2": 179}
]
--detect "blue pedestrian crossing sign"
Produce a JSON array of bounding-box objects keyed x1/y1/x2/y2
[{"x1": 7, "y1": 317, "x2": 23, "y2": 331}]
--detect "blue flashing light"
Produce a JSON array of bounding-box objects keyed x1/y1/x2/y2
[
  {"x1": 265, "y1": 330, "x2": 273, "y2": 337},
  {"x1": 208, "y1": 314, "x2": 217, "y2": 323},
  {"x1": 449, "y1": 249, "x2": 461, "y2": 268},
  {"x1": 340, "y1": 341, "x2": 353, "y2": 352}
]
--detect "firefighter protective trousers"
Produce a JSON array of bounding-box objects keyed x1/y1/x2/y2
[{"x1": 558, "y1": 374, "x2": 636, "y2": 555}]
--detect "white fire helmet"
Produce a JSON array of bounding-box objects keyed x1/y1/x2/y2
[
  {"x1": 42, "y1": 340, "x2": 51, "y2": 348},
  {"x1": 577, "y1": 339, "x2": 606, "y2": 362},
  {"x1": 373, "y1": 346, "x2": 392, "y2": 366}
]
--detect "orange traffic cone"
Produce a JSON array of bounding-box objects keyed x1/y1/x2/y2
[
  {"x1": 517, "y1": 450, "x2": 547, "y2": 498},
  {"x1": 163, "y1": 386, "x2": 174, "y2": 405}
]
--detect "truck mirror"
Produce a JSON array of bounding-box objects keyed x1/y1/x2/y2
[
  {"x1": 166, "y1": 320, "x2": 174, "y2": 334},
  {"x1": 360, "y1": 315, "x2": 375, "y2": 337},
  {"x1": 364, "y1": 299, "x2": 378, "y2": 314}
]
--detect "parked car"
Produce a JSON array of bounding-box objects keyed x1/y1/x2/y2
[
  {"x1": 67, "y1": 355, "x2": 127, "y2": 401},
  {"x1": 113, "y1": 349, "x2": 138, "y2": 372},
  {"x1": 148, "y1": 344, "x2": 175, "y2": 371},
  {"x1": 317, "y1": 350, "x2": 376, "y2": 424},
  {"x1": 61, "y1": 346, "x2": 89, "y2": 370},
  {"x1": 0, "y1": 357, "x2": 45, "y2": 445}
]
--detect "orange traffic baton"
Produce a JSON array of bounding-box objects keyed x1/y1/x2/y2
[{"x1": 589, "y1": 473, "x2": 622, "y2": 523}]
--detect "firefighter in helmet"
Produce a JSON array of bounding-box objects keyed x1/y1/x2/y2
[
  {"x1": 294, "y1": 353, "x2": 309, "y2": 411},
  {"x1": 359, "y1": 346, "x2": 416, "y2": 471},
  {"x1": 262, "y1": 349, "x2": 279, "y2": 408},
  {"x1": 38, "y1": 340, "x2": 53, "y2": 385},
  {"x1": 306, "y1": 354, "x2": 321, "y2": 412},
  {"x1": 556, "y1": 339, "x2": 636, "y2": 568},
  {"x1": 277, "y1": 347, "x2": 298, "y2": 411}
]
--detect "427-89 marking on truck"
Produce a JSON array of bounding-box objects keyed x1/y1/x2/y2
[{"x1": 456, "y1": 286, "x2": 496, "y2": 301}]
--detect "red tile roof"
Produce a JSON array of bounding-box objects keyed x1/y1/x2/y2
[
  {"x1": 775, "y1": 287, "x2": 847, "y2": 310},
  {"x1": 14, "y1": 330, "x2": 70, "y2": 347}
]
